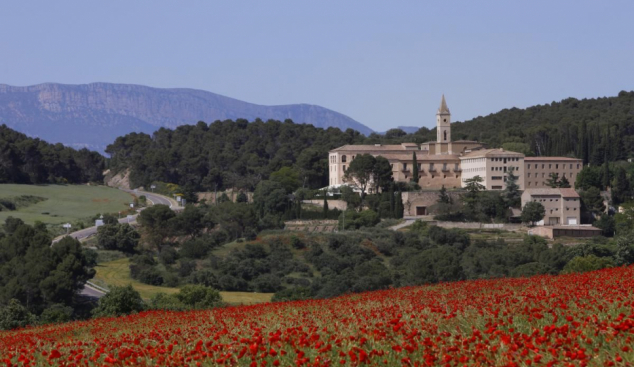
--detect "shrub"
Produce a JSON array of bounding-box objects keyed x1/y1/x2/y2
[
  {"x1": 39, "y1": 304, "x2": 74, "y2": 325},
  {"x1": 562, "y1": 255, "x2": 614, "y2": 274},
  {"x1": 0, "y1": 299, "x2": 36, "y2": 330},
  {"x1": 91, "y1": 285, "x2": 145, "y2": 318},
  {"x1": 176, "y1": 285, "x2": 223, "y2": 309}
]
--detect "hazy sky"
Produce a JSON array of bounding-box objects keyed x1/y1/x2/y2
[{"x1": 1, "y1": 1, "x2": 632, "y2": 131}]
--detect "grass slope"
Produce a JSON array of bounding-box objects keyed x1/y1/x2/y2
[
  {"x1": 93, "y1": 258, "x2": 272, "y2": 305},
  {"x1": 0, "y1": 184, "x2": 134, "y2": 226}
]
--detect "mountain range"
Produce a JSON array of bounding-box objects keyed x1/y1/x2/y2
[{"x1": 0, "y1": 82, "x2": 373, "y2": 152}]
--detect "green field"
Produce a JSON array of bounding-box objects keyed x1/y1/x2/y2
[
  {"x1": 93, "y1": 258, "x2": 273, "y2": 305},
  {"x1": 0, "y1": 184, "x2": 134, "y2": 226}
]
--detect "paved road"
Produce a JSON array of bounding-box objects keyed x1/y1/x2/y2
[
  {"x1": 50, "y1": 189, "x2": 179, "y2": 298},
  {"x1": 52, "y1": 189, "x2": 178, "y2": 243},
  {"x1": 388, "y1": 219, "x2": 416, "y2": 231}
]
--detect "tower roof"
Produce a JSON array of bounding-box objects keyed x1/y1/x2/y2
[{"x1": 437, "y1": 94, "x2": 450, "y2": 114}]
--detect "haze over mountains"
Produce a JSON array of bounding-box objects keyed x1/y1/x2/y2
[{"x1": 0, "y1": 83, "x2": 373, "y2": 152}]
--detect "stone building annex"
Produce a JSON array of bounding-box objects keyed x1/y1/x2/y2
[{"x1": 328, "y1": 96, "x2": 582, "y2": 193}]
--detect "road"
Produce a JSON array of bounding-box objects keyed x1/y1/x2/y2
[
  {"x1": 50, "y1": 189, "x2": 179, "y2": 298},
  {"x1": 52, "y1": 189, "x2": 178, "y2": 243}
]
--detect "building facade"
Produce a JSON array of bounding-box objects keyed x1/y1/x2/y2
[
  {"x1": 328, "y1": 96, "x2": 583, "y2": 191},
  {"x1": 521, "y1": 188, "x2": 581, "y2": 226}
]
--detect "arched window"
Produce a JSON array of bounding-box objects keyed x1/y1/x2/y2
[
  {"x1": 342, "y1": 155, "x2": 347, "y2": 163},
  {"x1": 443, "y1": 130, "x2": 447, "y2": 141}
]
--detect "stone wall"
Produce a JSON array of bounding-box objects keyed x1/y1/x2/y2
[
  {"x1": 303, "y1": 199, "x2": 348, "y2": 211},
  {"x1": 402, "y1": 191, "x2": 463, "y2": 217},
  {"x1": 198, "y1": 190, "x2": 253, "y2": 204}
]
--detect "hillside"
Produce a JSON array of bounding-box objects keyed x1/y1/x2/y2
[
  {"x1": 447, "y1": 91, "x2": 634, "y2": 162},
  {"x1": 2, "y1": 266, "x2": 633, "y2": 365},
  {"x1": 0, "y1": 83, "x2": 373, "y2": 151}
]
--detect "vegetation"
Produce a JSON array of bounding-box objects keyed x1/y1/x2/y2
[
  {"x1": 0, "y1": 125, "x2": 104, "y2": 184},
  {"x1": 0, "y1": 218, "x2": 95, "y2": 328}
]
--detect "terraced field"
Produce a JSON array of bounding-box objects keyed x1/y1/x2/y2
[{"x1": 93, "y1": 258, "x2": 273, "y2": 305}]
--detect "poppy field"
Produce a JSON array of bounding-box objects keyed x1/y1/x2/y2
[{"x1": 2, "y1": 266, "x2": 634, "y2": 367}]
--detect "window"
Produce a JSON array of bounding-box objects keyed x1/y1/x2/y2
[
  {"x1": 570, "y1": 164, "x2": 572, "y2": 169},
  {"x1": 556, "y1": 164, "x2": 559, "y2": 169},
  {"x1": 443, "y1": 130, "x2": 447, "y2": 141},
  {"x1": 343, "y1": 165, "x2": 346, "y2": 171},
  {"x1": 549, "y1": 164, "x2": 552, "y2": 169},
  {"x1": 342, "y1": 155, "x2": 347, "y2": 163},
  {"x1": 403, "y1": 163, "x2": 407, "y2": 170},
  {"x1": 491, "y1": 167, "x2": 495, "y2": 171},
  {"x1": 542, "y1": 164, "x2": 545, "y2": 169},
  {"x1": 528, "y1": 164, "x2": 531, "y2": 169},
  {"x1": 528, "y1": 173, "x2": 531, "y2": 177},
  {"x1": 528, "y1": 182, "x2": 531, "y2": 186},
  {"x1": 417, "y1": 163, "x2": 421, "y2": 169},
  {"x1": 577, "y1": 164, "x2": 580, "y2": 169}
]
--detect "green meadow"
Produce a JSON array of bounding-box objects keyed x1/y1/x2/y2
[{"x1": 0, "y1": 184, "x2": 134, "y2": 226}]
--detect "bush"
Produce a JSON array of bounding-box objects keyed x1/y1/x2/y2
[
  {"x1": 39, "y1": 304, "x2": 74, "y2": 325},
  {"x1": 92, "y1": 285, "x2": 145, "y2": 318},
  {"x1": 0, "y1": 299, "x2": 36, "y2": 330},
  {"x1": 176, "y1": 285, "x2": 223, "y2": 309},
  {"x1": 562, "y1": 255, "x2": 614, "y2": 274},
  {"x1": 158, "y1": 246, "x2": 178, "y2": 265},
  {"x1": 148, "y1": 293, "x2": 187, "y2": 311},
  {"x1": 272, "y1": 287, "x2": 311, "y2": 302},
  {"x1": 253, "y1": 274, "x2": 283, "y2": 293},
  {"x1": 138, "y1": 267, "x2": 164, "y2": 286}
]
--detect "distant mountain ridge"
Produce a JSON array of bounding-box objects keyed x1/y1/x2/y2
[{"x1": 0, "y1": 82, "x2": 373, "y2": 152}]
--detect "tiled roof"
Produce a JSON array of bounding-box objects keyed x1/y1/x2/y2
[
  {"x1": 460, "y1": 148, "x2": 523, "y2": 158},
  {"x1": 524, "y1": 157, "x2": 582, "y2": 161}
]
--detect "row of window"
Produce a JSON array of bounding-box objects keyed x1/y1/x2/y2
[
  {"x1": 463, "y1": 158, "x2": 485, "y2": 164},
  {"x1": 527, "y1": 163, "x2": 580, "y2": 170},
  {"x1": 491, "y1": 166, "x2": 520, "y2": 172},
  {"x1": 491, "y1": 157, "x2": 520, "y2": 163},
  {"x1": 330, "y1": 155, "x2": 356, "y2": 163},
  {"x1": 528, "y1": 172, "x2": 576, "y2": 178}
]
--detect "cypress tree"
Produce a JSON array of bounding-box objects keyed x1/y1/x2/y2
[
  {"x1": 394, "y1": 191, "x2": 404, "y2": 219},
  {"x1": 389, "y1": 184, "x2": 395, "y2": 214},
  {"x1": 411, "y1": 152, "x2": 419, "y2": 183},
  {"x1": 602, "y1": 159, "x2": 610, "y2": 190},
  {"x1": 323, "y1": 190, "x2": 329, "y2": 219},
  {"x1": 580, "y1": 121, "x2": 589, "y2": 165}
]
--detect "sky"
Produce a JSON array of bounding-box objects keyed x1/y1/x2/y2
[{"x1": 1, "y1": 1, "x2": 633, "y2": 132}]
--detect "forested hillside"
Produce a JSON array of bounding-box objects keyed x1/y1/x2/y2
[
  {"x1": 106, "y1": 91, "x2": 634, "y2": 190},
  {"x1": 106, "y1": 119, "x2": 366, "y2": 191},
  {"x1": 447, "y1": 90, "x2": 634, "y2": 162},
  {"x1": 0, "y1": 125, "x2": 104, "y2": 184}
]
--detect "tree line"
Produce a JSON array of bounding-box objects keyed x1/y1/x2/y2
[{"x1": 0, "y1": 125, "x2": 105, "y2": 184}]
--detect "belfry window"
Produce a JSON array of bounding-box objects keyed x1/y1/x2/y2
[{"x1": 443, "y1": 131, "x2": 447, "y2": 141}]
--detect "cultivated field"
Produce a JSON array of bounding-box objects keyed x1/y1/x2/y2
[
  {"x1": 93, "y1": 258, "x2": 272, "y2": 305},
  {"x1": 0, "y1": 184, "x2": 134, "y2": 226},
  {"x1": 2, "y1": 266, "x2": 633, "y2": 365}
]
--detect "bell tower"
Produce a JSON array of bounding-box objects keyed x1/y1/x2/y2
[{"x1": 436, "y1": 94, "x2": 451, "y2": 144}]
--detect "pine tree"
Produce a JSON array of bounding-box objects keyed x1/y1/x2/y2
[
  {"x1": 438, "y1": 185, "x2": 451, "y2": 204},
  {"x1": 411, "y1": 152, "x2": 419, "y2": 183},
  {"x1": 394, "y1": 191, "x2": 404, "y2": 219},
  {"x1": 504, "y1": 167, "x2": 521, "y2": 207},
  {"x1": 559, "y1": 176, "x2": 571, "y2": 188},
  {"x1": 546, "y1": 173, "x2": 560, "y2": 188}
]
